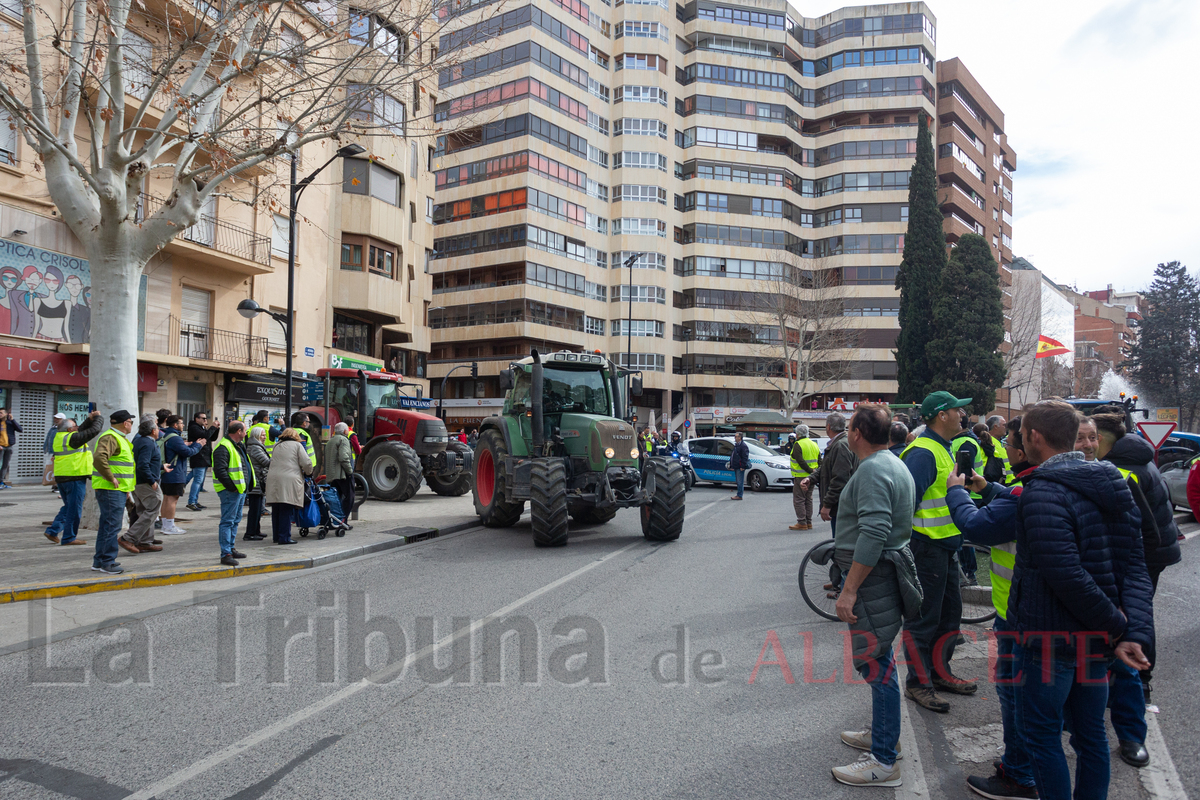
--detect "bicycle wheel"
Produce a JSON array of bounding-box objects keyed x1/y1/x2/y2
[
  {"x1": 960, "y1": 543, "x2": 997, "y2": 624},
  {"x1": 798, "y1": 539, "x2": 841, "y2": 622}
]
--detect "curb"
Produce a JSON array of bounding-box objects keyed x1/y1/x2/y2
[{"x1": 0, "y1": 523, "x2": 476, "y2": 604}]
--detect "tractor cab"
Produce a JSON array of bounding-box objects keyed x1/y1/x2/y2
[{"x1": 304, "y1": 369, "x2": 472, "y2": 502}]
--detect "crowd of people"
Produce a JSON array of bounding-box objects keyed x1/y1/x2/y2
[
  {"x1": 39, "y1": 409, "x2": 363, "y2": 572},
  {"x1": 798, "y1": 393, "x2": 1182, "y2": 800}
]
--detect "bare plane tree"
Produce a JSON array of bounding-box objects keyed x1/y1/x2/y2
[
  {"x1": 741, "y1": 255, "x2": 860, "y2": 414},
  {"x1": 0, "y1": 0, "x2": 496, "y2": 417}
]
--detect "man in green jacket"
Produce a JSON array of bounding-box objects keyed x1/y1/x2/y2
[{"x1": 324, "y1": 422, "x2": 355, "y2": 520}]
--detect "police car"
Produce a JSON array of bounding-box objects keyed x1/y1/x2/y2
[{"x1": 684, "y1": 436, "x2": 794, "y2": 491}]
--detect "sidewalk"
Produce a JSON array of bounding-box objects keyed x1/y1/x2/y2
[{"x1": 0, "y1": 481, "x2": 483, "y2": 602}]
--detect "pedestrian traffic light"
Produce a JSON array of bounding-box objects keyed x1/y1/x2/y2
[{"x1": 470, "y1": 361, "x2": 478, "y2": 379}]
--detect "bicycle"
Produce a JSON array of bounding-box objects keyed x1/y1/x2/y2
[{"x1": 798, "y1": 540, "x2": 996, "y2": 625}]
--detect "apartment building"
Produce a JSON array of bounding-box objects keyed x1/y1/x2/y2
[
  {"x1": 0, "y1": 1, "x2": 436, "y2": 482},
  {"x1": 429, "y1": 0, "x2": 940, "y2": 431},
  {"x1": 1062, "y1": 285, "x2": 1140, "y2": 397},
  {"x1": 935, "y1": 57, "x2": 1016, "y2": 412}
]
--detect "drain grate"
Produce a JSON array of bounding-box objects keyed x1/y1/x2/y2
[{"x1": 378, "y1": 526, "x2": 439, "y2": 543}]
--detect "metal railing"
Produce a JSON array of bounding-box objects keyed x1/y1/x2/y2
[
  {"x1": 144, "y1": 314, "x2": 268, "y2": 368},
  {"x1": 139, "y1": 193, "x2": 271, "y2": 266}
]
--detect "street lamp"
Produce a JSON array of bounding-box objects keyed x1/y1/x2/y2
[
  {"x1": 260, "y1": 142, "x2": 366, "y2": 423},
  {"x1": 623, "y1": 252, "x2": 645, "y2": 421}
]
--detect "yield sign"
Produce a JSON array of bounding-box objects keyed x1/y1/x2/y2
[{"x1": 1137, "y1": 421, "x2": 1177, "y2": 449}]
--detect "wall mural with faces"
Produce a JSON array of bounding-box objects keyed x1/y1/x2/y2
[{"x1": 0, "y1": 239, "x2": 146, "y2": 347}]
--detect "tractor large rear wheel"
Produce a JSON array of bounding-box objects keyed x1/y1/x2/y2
[
  {"x1": 363, "y1": 441, "x2": 422, "y2": 502},
  {"x1": 641, "y1": 457, "x2": 686, "y2": 542},
  {"x1": 473, "y1": 429, "x2": 524, "y2": 527},
  {"x1": 530, "y1": 459, "x2": 569, "y2": 547},
  {"x1": 426, "y1": 441, "x2": 473, "y2": 497}
]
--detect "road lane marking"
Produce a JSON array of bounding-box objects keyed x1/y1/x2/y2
[
  {"x1": 1141, "y1": 710, "x2": 1191, "y2": 800},
  {"x1": 126, "y1": 499, "x2": 725, "y2": 800},
  {"x1": 895, "y1": 665, "x2": 930, "y2": 800}
]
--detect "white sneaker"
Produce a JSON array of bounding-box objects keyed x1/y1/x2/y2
[
  {"x1": 832, "y1": 752, "x2": 901, "y2": 787},
  {"x1": 840, "y1": 730, "x2": 903, "y2": 760},
  {"x1": 160, "y1": 523, "x2": 187, "y2": 535}
]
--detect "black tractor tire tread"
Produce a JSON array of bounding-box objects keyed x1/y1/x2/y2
[
  {"x1": 474, "y1": 429, "x2": 525, "y2": 527},
  {"x1": 642, "y1": 458, "x2": 686, "y2": 542},
  {"x1": 571, "y1": 505, "x2": 618, "y2": 525},
  {"x1": 530, "y1": 460, "x2": 569, "y2": 547},
  {"x1": 364, "y1": 441, "x2": 423, "y2": 502}
]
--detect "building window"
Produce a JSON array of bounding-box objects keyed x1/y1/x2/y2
[
  {"x1": 343, "y1": 159, "x2": 403, "y2": 206},
  {"x1": 266, "y1": 307, "x2": 288, "y2": 350},
  {"x1": 348, "y1": 83, "x2": 406, "y2": 136},
  {"x1": 369, "y1": 243, "x2": 395, "y2": 277},
  {"x1": 341, "y1": 242, "x2": 364, "y2": 271},
  {"x1": 585, "y1": 316, "x2": 605, "y2": 336},
  {"x1": 271, "y1": 214, "x2": 290, "y2": 258},
  {"x1": 332, "y1": 312, "x2": 373, "y2": 356},
  {"x1": 280, "y1": 25, "x2": 304, "y2": 70},
  {"x1": 613, "y1": 352, "x2": 665, "y2": 372},
  {"x1": 0, "y1": 109, "x2": 16, "y2": 165},
  {"x1": 411, "y1": 141, "x2": 419, "y2": 177}
]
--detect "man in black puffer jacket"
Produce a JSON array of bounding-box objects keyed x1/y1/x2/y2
[
  {"x1": 1091, "y1": 412, "x2": 1180, "y2": 768},
  {"x1": 1010, "y1": 401, "x2": 1154, "y2": 800}
]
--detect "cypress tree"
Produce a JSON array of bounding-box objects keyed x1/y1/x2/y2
[
  {"x1": 893, "y1": 113, "x2": 947, "y2": 402},
  {"x1": 926, "y1": 233, "x2": 1006, "y2": 414},
  {"x1": 1128, "y1": 261, "x2": 1200, "y2": 431}
]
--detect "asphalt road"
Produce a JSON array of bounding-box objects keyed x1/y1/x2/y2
[{"x1": 0, "y1": 485, "x2": 1194, "y2": 799}]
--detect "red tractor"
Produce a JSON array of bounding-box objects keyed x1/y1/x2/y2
[{"x1": 301, "y1": 368, "x2": 473, "y2": 502}]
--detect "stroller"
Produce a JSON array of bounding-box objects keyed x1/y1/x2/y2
[{"x1": 296, "y1": 477, "x2": 350, "y2": 540}]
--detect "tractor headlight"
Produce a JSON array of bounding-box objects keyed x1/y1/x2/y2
[
  {"x1": 604, "y1": 447, "x2": 615, "y2": 459},
  {"x1": 630, "y1": 448, "x2": 639, "y2": 459},
  {"x1": 423, "y1": 435, "x2": 444, "y2": 443}
]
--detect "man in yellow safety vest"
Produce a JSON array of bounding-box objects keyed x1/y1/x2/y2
[
  {"x1": 788, "y1": 424, "x2": 820, "y2": 530},
  {"x1": 44, "y1": 410, "x2": 104, "y2": 546},
  {"x1": 92, "y1": 410, "x2": 137, "y2": 575},
  {"x1": 213, "y1": 421, "x2": 255, "y2": 567},
  {"x1": 898, "y1": 391, "x2": 975, "y2": 713},
  {"x1": 942, "y1": 415, "x2": 1038, "y2": 798}
]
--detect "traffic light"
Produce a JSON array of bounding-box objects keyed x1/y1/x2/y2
[{"x1": 470, "y1": 361, "x2": 478, "y2": 379}]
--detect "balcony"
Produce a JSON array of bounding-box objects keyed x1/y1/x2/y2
[
  {"x1": 143, "y1": 315, "x2": 269, "y2": 369},
  {"x1": 139, "y1": 193, "x2": 273, "y2": 275}
]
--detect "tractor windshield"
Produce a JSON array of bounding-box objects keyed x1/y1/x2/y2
[
  {"x1": 366, "y1": 381, "x2": 403, "y2": 411},
  {"x1": 543, "y1": 366, "x2": 610, "y2": 415}
]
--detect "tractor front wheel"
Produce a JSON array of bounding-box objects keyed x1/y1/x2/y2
[
  {"x1": 473, "y1": 429, "x2": 524, "y2": 527},
  {"x1": 641, "y1": 457, "x2": 686, "y2": 542},
  {"x1": 530, "y1": 459, "x2": 569, "y2": 547},
  {"x1": 426, "y1": 442, "x2": 473, "y2": 497},
  {"x1": 363, "y1": 441, "x2": 422, "y2": 502}
]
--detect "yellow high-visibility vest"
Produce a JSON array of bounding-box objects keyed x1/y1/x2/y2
[
  {"x1": 900, "y1": 436, "x2": 961, "y2": 539},
  {"x1": 92, "y1": 430, "x2": 135, "y2": 492}
]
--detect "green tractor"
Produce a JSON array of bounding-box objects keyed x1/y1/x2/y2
[{"x1": 472, "y1": 349, "x2": 687, "y2": 546}]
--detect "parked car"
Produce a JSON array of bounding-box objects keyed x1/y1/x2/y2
[
  {"x1": 1161, "y1": 453, "x2": 1198, "y2": 512},
  {"x1": 1157, "y1": 432, "x2": 1200, "y2": 471},
  {"x1": 685, "y1": 436, "x2": 793, "y2": 491}
]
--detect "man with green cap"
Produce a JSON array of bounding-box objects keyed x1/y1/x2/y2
[{"x1": 898, "y1": 391, "x2": 977, "y2": 712}]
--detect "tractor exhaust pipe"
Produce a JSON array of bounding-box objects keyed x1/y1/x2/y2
[{"x1": 531, "y1": 349, "x2": 545, "y2": 454}]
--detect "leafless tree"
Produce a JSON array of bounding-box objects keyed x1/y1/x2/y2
[
  {"x1": 740, "y1": 256, "x2": 860, "y2": 414},
  {"x1": 0, "y1": 0, "x2": 495, "y2": 417}
]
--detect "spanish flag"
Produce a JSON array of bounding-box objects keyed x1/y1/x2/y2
[{"x1": 1035, "y1": 335, "x2": 1070, "y2": 359}]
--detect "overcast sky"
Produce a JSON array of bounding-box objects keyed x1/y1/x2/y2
[{"x1": 802, "y1": 0, "x2": 1200, "y2": 293}]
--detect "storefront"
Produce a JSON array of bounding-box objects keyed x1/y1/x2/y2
[
  {"x1": 224, "y1": 373, "x2": 311, "y2": 427},
  {"x1": 438, "y1": 398, "x2": 504, "y2": 431},
  {"x1": 0, "y1": 343, "x2": 158, "y2": 482}
]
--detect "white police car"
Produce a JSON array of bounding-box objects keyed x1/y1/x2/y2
[{"x1": 684, "y1": 436, "x2": 794, "y2": 491}]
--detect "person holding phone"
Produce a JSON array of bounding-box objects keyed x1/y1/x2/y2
[{"x1": 897, "y1": 391, "x2": 975, "y2": 713}]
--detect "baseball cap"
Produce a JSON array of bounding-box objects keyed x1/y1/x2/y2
[
  {"x1": 919, "y1": 391, "x2": 972, "y2": 419},
  {"x1": 109, "y1": 409, "x2": 135, "y2": 424},
  {"x1": 53, "y1": 412, "x2": 66, "y2": 420}
]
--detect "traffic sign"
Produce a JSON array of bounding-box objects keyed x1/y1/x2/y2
[
  {"x1": 1137, "y1": 421, "x2": 1176, "y2": 449},
  {"x1": 683, "y1": 420, "x2": 691, "y2": 428},
  {"x1": 304, "y1": 346, "x2": 315, "y2": 358},
  {"x1": 301, "y1": 382, "x2": 324, "y2": 403}
]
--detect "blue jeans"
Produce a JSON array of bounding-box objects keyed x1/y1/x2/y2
[
  {"x1": 1014, "y1": 641, "x2": 1110, "y2": 800},
  {"x1": 187, "y1": 467, "x2": 207, "y2": 505},
  {"x1": 734, "y1": 469, "x2": 745, "y2": 498},
  {"x1": 217, "y1": 490, "x2": 246, "y2": 556},
  {"x1": 93, "y1": 489, "x2": 126, "y2": 568},
  {"x1": 46, "y1": 480, "x2": 86, "y2": 543},
  {"x1": 858, "y1": 648, "x2": 900, "y2": 767},
  {"x1": 993, "y1": 616, "x2": 1036, "y2": 787},
  {"x1": 1108, "y1": 659, "x2": 1147, "y2": 744}
]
